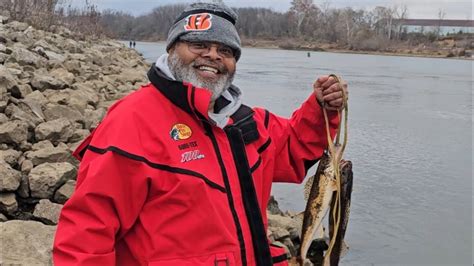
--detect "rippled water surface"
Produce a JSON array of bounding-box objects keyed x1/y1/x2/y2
[{"x1": 131, "y1": 41, "x2": 473, "y2": 265}]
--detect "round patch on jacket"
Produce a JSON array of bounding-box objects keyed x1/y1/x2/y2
[{"x1": 170, "y1": 124, "x2": 192, "y2": 141}]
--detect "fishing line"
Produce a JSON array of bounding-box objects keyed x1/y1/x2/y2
[{"x1": 321, "y1": 74, "x2": 348, "y2": 263}]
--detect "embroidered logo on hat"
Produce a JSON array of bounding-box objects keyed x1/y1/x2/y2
[
  {"x1": 184, "y1": 13, "x2": 212, "y2": 31},
  {"x1": 170, "y1": 124, "x2": 193, "y2": 141}
]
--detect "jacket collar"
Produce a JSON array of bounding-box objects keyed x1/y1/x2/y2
[
  {"x1": 147, "y1": 63, "x2": 212, "y2": 120},
  {"x1": 147, "y1": 64, "x2": 259, "y2": 143}
]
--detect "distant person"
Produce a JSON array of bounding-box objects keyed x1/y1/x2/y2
[
  {"x1": 308, "y1": 52, "x2": 311, "y2": 57},
  {"x1": 133, "y1": 40, "x2": 136, "y2": 48},
  {"x1": 129, "y1": 40, "x2": 132, "y2": 48},
  {"x1": 53, "y1": 2, "x2": 348, "y2": 265}
]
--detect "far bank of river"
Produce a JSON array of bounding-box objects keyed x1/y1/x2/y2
[
  {"x1": 239, "y1": 38, "x2": 473, "y2": 60},
  {"x1": 130, "y1": 37, "x2": 473, "y2": 60}
]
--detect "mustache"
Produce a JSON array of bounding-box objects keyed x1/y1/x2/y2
[{"x1": 191, "y1": 59, "x2": 228, "y2": 74}]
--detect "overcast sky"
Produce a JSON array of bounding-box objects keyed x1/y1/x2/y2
[{"x1": 84, "y1": 0, "x2": 472, "y2": 19}]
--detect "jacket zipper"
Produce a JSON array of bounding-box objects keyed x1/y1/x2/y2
[
  {"x1": 226, "y1": 126, "x2": 272, "y2": 266},
  {"x1": 203, "y1": 122, "x2": 248, "y2": 266}
]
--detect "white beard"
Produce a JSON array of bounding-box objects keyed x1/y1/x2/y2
[{"x1": 168, "y1": 52, "x2": 234, "y2": 101}]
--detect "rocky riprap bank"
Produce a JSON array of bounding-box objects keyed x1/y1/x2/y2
[{"x1": 0, "y1": 15, "x2": 305, "y2": 264}]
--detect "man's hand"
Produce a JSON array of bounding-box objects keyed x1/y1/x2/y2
[{"x1": 313, "y1": 75, "x2": 348, "y2": 111}]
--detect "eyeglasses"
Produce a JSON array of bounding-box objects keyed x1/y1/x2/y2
[{"x1": 182, "y1": 41, "x2": 236, "y2": 59}]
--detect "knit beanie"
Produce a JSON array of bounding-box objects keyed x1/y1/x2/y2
[{"x1": 166, "y1": 2, "x2": 242, "y2": 61}]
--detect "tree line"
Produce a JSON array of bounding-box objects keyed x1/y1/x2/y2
[
  {"x1": 1, "y1": 0, "x2": 470, "y2": 51},
  {"x1": 98, "y1": 0, "x2": 453, "y2": 50},
  {"x1": 0, "y1": 0, "x2": 102, "y2": 37}
]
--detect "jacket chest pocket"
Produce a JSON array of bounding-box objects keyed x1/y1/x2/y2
[{"x1": 148, "y1": 252, "x2": 236, "y2": 266}]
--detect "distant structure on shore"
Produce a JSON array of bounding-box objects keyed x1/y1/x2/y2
[{"x1": 394, "y1": 19, "x2": 474, "y2": 35}]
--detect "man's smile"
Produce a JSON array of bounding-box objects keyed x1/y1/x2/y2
[{"x1": 193, "y1": 62, "x2": 225, "y2": 79}]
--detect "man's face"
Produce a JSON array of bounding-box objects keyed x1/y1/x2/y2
[{"x1": 168, "y1": 41, "x2": 237, "y2": 101}]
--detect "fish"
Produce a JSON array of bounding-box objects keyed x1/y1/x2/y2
[
  {"x1": 299, "y1": 152, "x2": 336, "y2": 265},
  {"x1": 327, "y1": 159, "x2": 353, "y2": 266},
  {"x1": 298, "y1": 74, "x2": 353, "y2": 266},
  {"x1": 298, "y1": 151, "x2": 353, "y2": 266}
]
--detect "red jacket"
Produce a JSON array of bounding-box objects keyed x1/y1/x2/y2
[{"x1": 53, "y1": 66, "x2": 339, "y2": 266}]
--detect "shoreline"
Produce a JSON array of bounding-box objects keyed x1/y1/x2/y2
[
  {"x1": 253, "y1": 46, "x2": 474, "y2": 61},
  {"x1": 131, "y1": 39, "x2": 473, "y2": 60},
  {"x1": 240, "y1": 39, "x2": 473, "y2": 60}
]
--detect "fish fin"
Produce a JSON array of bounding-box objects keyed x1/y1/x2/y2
[
  {"x1": 303, "y1": 175, "x2": 314, "y2": 201},
  {"x1": 340, "y1": 240, "x2": 349, "y2": 258}
]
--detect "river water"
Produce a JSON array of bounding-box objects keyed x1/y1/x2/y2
[{"x1": 129, "y1": 41, "x2": 473, "y2": 265}]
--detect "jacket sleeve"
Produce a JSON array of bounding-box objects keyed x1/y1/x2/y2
[
  {"x1": 53, "y1": 148, "x2": 150, "y2": 265},
  {"x1": 259, "y1": 93, "x2": 339, "y2": 184}
]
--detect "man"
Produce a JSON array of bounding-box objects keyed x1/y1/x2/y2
[{"x1": 53, "y1": 2, "x2": 347, "y2": 266}]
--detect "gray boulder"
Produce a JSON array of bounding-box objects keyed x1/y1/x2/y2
[
  {"x1": 63, "y1": 59, "x2": 82, "y2": 75},
  {"x1": 0, "y1": 120, "x2": 28, "y2": 144},
  {"x1": 25, "y1": 146, "x2": 75, "y2": 166},
  {"x1": 0, "y1": 113, "x2": 7, "y2": 124},
  {"x1": 0, "y1": 149, "x2": 21, "y2": 166},
  {"x1": 268, "y1": 195, "x2": 284, "y2": 215},
  {"x1": 28, "y1": 162, "x2": 76, "y2": 199},
  {"x1": 35, "y1": 118, "x2": 74, "y2": 144},
  {"x1": 70, "y1": 85, "x2": 100, "y2": 110},
  {"x1": 20, "y1": 159, "x2": 34, "y2": 173},
  {"x1": 0, "y1": 192, "x2": 18, "y2": 213},
  {"x1": 10, "y1": 83, "x2": 33, "y2": 98},
  {"x1": 7, "y1": 21, "x2": 29, "y2": 31},
  {"x1": 54, "y1": 179, "x2": 76, "y2": 204},
  {"x1": 270, "y1": 227, "x2": 291, "y2": 241},
  {"x1": 44, "y1": 50, "x2": 66, "y2": 63},
  {"x1": 8, "y1": 46, "x2": 45, "y2": 67},
  {"x1": 84, "y1": 108, "x2": 106, "y2": 129},
  {"x1": 33, "y1": 199, "x2": 63, "y2": 224},
  {"x1": 4, "y1": 103, "x2": 44, "y2": 129},
  {"x1": 49, "y1": 68, "x2": 74, "y2": 85},
  {"x1": 0, "y1": 65, "x2": 19, "y2": 98},
  {"x1": 62, "y1": 39, "x2": 83, "y2": 53},
  {"x1": 43, "y1": 104, "x2": 84, "y2": 125},
  {"x1": 69, "y1": 129, "x2": 90, "y2": 143},
  {"x1": 33, "y1": 39, "x2": 60, "y2": 53},
  {"x1": 0, "y1": 220, "x2": 55, "y2": 265},
  {"x1": 0, "y1": 53, "x2": 8, "y2": 64},
  {"x1": 30, "y1": 73, "x2": 67, "y2": 91},
  {"x1": 267, "y1": 213, "x2": 299, "y2": 231},
  {"x1": 24, "y1": 90, "x2": 48, "y2": 106},
  {"x1": 45, "y1": 89, "x2": 71, "y2": 105},
  {"x1": 0, "y1": 161, "x2": 21, "y2": 191},
  {"x1": 31, "y1": 140, "x2": 54, "y2": 151}
]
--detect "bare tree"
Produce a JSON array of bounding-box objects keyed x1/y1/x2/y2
[
  {"x1": 289, "y1": 0, "x2": 317, "y2": 37},
  {"x1": 371, "y1": 6, "x2": 396, "y2": 39},
  {"x1": 394, "y1": 5, "x2": 409, "y2": 40},
  {"x1": 436, "y1": 8, "x2": 446, "y2": 38},
  {"x1": 386, "y1": 6, "x2": 397, "y2": 40}
]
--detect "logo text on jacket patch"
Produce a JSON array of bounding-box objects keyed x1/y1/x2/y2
[
  {"x1": 184, "y1": 13, "x2": 212, "y2": 31},
  {"x1": 181, "y1": 150, "x2": 205, "y2": 163},
  {"x1": 178, "y1": 141, "x2": 198, "y2": 150},
  {"x1": 170, "y1": 124, "x2": 192, "y2": 141}
]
